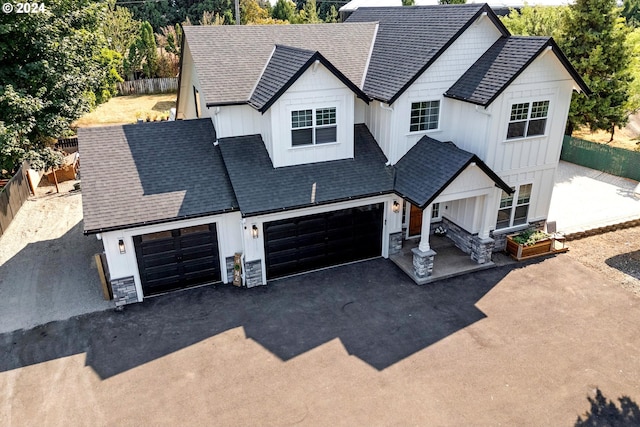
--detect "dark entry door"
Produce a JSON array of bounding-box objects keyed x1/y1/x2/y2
[
  {"x1": 134, "y1": 223, "x2": 221, "y2": 296},
  {"x1": 264, "y1": 203, "x2": 384, "y2": 279}
]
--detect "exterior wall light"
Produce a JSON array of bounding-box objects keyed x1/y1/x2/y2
[
  {"x1": 118, "y1": 239, "x2": 126, "y2": 254},
  {"x1": 251, "y1": 224, "x2": 259, "y2": 239},
  {"x1": 392, "y1": 200, "x2": 400, "y2": 213}
]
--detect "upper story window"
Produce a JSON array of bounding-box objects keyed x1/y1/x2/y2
[
  {"x1": 496, "y1": 184, "x2": 532, "y2": 229},
  {"x1": 507, "y1": 101, "x2": 549, "y2": 139},
  {"x1": 410, "y1": 100, "x2": 440, "y2": 132},
  {"x1": 291, "y1": 107, "x2": 337, "y2": 147}
]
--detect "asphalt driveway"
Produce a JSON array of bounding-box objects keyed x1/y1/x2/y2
[{"x1": 1, "y1": 255, "x2": 639, "y2": 426}]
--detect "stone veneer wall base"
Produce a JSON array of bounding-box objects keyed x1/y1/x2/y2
[{"x1": 110, "y1": 276, "x2": 138, "y2": 306}]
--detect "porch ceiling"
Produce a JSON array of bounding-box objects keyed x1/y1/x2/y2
[{"x1": 393, "y1": 136, "x2": 513, "y2": 209}]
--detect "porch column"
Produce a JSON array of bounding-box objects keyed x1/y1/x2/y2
[
  {"x1": 471, "y1": 193, "x2": 496, "y2": 264},
  {"x1": 418, "y1": 204, "x2": 433, "y2": 252}
]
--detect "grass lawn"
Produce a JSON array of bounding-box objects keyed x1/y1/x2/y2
[{"x1": 73, "y1": 93, "x2": 177, "y2": 128}]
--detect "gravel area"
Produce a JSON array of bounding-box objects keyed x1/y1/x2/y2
[
  {"x1": 565, "y1": 226, "x2": 640, "y2": 296},
  {"x1": 0, "y1": 179, "x2": 113, "y2": 334}
]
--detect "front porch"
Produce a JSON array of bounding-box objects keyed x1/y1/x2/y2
[{"x1": 389, "y1": 234, "x2": 496, "y2": 285}]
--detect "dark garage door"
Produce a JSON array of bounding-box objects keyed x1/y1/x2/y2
[
  {"x1": 264, "y1": 203, "x2": 384, "y2": 279},
  {"x1": 133, "y1": 223, "x2": 221, "y2": 296}
]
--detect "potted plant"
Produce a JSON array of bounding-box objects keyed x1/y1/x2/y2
[
  {"x1": 434, "y1": 226, "x2": 447, "y2": 237},
  {"x1": 506, "y1": 228, "x2": 553, "y2": 260}
]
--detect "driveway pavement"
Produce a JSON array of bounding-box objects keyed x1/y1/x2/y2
[
  {"x1": 549, "y1": 161, "x2": 640, "y2": 235},
  {"x1": 1, "y1": 256, "x2": 639, "y2": 426},
  {"x1": 0, "y1": 181, "x2": 113, "y2": 334}
]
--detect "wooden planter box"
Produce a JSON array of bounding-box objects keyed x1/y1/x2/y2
[{"x1": 506, "y1": 235, "x2": 554, "y2": 261}]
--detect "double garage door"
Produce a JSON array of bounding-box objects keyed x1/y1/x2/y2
[
  {"x1": 134, "y1": 223, "x2": 221, "y2": 296},
  {"x1": 264, "y1": 203, "x2": 384, "y2": 279}
]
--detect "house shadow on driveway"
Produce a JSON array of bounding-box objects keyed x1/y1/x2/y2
[{"x1": 0, "y1": 258, "x2": 516, "y2": 379}]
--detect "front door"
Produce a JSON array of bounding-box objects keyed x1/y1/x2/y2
[{"x1": 409, "y1": 204, "x2": 422, "y2": 236}]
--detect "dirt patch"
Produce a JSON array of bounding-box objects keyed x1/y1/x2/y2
[
  {"x1": 565, "y1": 226, "x2": 640, "y2": 296},
  {"x1": 573, "y1": 112, "x2": 640, "y2": 151}
]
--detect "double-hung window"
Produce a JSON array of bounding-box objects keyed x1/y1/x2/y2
[
  {"x1": 507, "y1": 101, "x2": 549, "y2": 139},
  {"x1": 496, "y1": 184, "x2": 532, "y2": 229},
  {"x1": 410, "y1": 100, "x2": 440, "y2": 132},
  {"x1": 291, "y1": 107, "x2": 337, "y2": 146}
]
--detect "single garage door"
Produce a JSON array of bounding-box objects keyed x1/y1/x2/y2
[
  {"x1": 264, "y1": 203, "x2": 384, "y2": 279},
  {"x1": 133, "y1": 223, "x2": 221, "y2": 296}
]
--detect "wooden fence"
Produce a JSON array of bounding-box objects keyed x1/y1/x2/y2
[
  {"x1": 55, "y1": 137, "x2": 78, "y2": 153},
  {"x1": 116, "y1": 78, "x2": 178, "y2": 95},
  {"x1": 561, "y1": 136, "x2": 640, "y2": 182},
  {"x1": 0, "y1": 162, "x2": 32, "y2": 238}
]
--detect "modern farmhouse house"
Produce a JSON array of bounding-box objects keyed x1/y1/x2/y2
[{"x1": 79, "y1": 4, "x2": 588, "y2": 305}]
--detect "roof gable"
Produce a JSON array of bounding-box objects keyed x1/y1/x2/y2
[
  {"x1": 346, "y1": 4, "x2": 510, "y2": 104},
  {"x1": 248, "y1": 45, "x2": 369, "y2": 113},
  {"x1": 394, "y1": 136, "x2": 512, "y2": 209},
  {"x1": 444, "y1": 36, "x2": 590, "y2": 106},
  {"x1": 182, "y1": 23, "x2": 378, "y2": 107}
]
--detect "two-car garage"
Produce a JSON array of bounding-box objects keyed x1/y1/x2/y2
[{"x1": 263, "y1": 203, "x2": 384, "y2": 279}]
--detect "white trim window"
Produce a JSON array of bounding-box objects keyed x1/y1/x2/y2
[
  {"x1": 291, "y1": 107, "x2": 337, "y2": 146},
  {"x1": 507, "y1": 101, "x2": 549, "y2": 139},
  {"x1": 431, "y1": 202, "x2": 442, "y2": 221},
  {"x1": 410, "y1": 100, "x2": 440, "y2": 132},
  {"x1": 496, "y1": 184, "x2": 532, "y2": 229}
]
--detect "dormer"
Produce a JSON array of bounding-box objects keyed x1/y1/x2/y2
[{"x1": 249, "y1": 45, "x2": 369, "y2": 167}]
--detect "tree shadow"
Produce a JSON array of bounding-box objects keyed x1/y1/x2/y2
[
  {"x1": 151, "y1": 100, "x2": 175, "y2": 112},
  {"x1": 575, "y1": 388, "x2": 640, "y2": 426},
  {"x1": 605, "y1": 251, "x2": 640, "y2": 281},
  {"x1": 0, "y1": 257, "x2": 513, "y2": 379}
]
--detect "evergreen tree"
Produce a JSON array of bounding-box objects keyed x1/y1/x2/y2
[
  {"x1": 324, "y1": 5, "x2": 339, "y2": 22},
  {"x1": 272, "y1": 0, "x2": 296, "y2": 22},
  {"x1": 299, "y1": 0, "x2": 321, "y2": 23},
  {"x1": 622, "y1": 0, "x2": 640, "y2": 27},
  {"x1": 561, "y1": 0, "x2": 632, "y2": 139},
  {"x1": 500, "y1": 5, "x2": 570, "y2": 40},
  {"x1": 402, "y1": 0, "x2": 415, "y2": 5}
]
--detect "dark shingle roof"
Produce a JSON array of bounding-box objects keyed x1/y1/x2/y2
[
  {"x1": 346, "y1": 4, "x2": 509, "y2": 104},
  {"x1": 249, "y1": 45, "x2": 316, "y2": 112},
  {"x1": 182, "y1": 23, "x2": 377, "y2": 106},
  {"x1": 445, "y1": 36, "x2": 591, "y2": 106},
  {"x1": 394, "y1": 136, "x2": 512, "y2": 209},
  {"x1": 249, "y1": 45, "x2": 370, "y2": 113},
  {"x1": 79, "y1": 119, "x2": 238, "y2": 234},
  {"x1": 218, "y1": 124, "x2": 394, "y2": 217}
]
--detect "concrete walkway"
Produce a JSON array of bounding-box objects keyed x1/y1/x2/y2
[{"x1": 548, "y1": 161, "x2": 640, "y2": 236}]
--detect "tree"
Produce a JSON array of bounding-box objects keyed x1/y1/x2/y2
[
  {"x1": 324, "y1": 5, "x2": 338, "y2": 22},
  {"x1": 0, "y1": 0, "x2": 119, "y2": 174},
  {"x1": 622, "y1": 0, "x2": 640, "y2": 27},
  {"x1": 561, "y1": 0, "x2": 633, "y2": 139},
  {"x1": 126, "y1": 21, "x2": 159, "y2": 79},
  {"x1": 402, "y1": 0, "x2": 415, "y2": 5},
  {"x1": 626, "y1": 28, "x2": 640, "y2": 114},
  {"x1": 500, "y1": 5, "x2": 571, "y2": 40},
  {"x1": 272, "y1": 0, "x2": 296, "y2": 22},
  {"x1": 103, "y1": 0, "x2": 141, "y2": 67},
  {"x1": 299, "y1": 0, "x2": 321, "y2": 23}
]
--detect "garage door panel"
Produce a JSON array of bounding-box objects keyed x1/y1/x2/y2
[
  {"x1": 264, "y1": 203, "x2": 383, "y2": 279},
  {"x1": 134, "y1": 223, "x2": 221, "y2": 296}
]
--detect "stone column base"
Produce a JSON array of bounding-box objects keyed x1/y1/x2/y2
[
  {"x1": 471, "y1": 236, "x2": 494, "y2": 264},
  {"x1": 110, "y1": 276, "x2": 138, "y2": 306},
  {"x1": 388, "y1": 232, "x2": 403, "y2": 255},
  {"x1": 412, "y1": 248, "x2": 437, "y2": 278}
]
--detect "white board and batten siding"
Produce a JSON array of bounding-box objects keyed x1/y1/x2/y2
[
  {"x1": 100, "y1": 212, "x2": 243, "y2": 302},
  {"x1": 268, "y1": 63, "x2": 356, "y2": 168},
  {"x1": 385, "y1": 15, "x2": 503, "y2": 164},
  {"x1": 176, "y1": 40, "x2": 209, "y2": 120},
  {"x1": 483, "y1": 50, "x2": 577, "y2": 224}
]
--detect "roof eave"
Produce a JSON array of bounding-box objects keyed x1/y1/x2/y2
[{"x1": 83, "y1": 206, "x2": 240, "y2": 235}]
